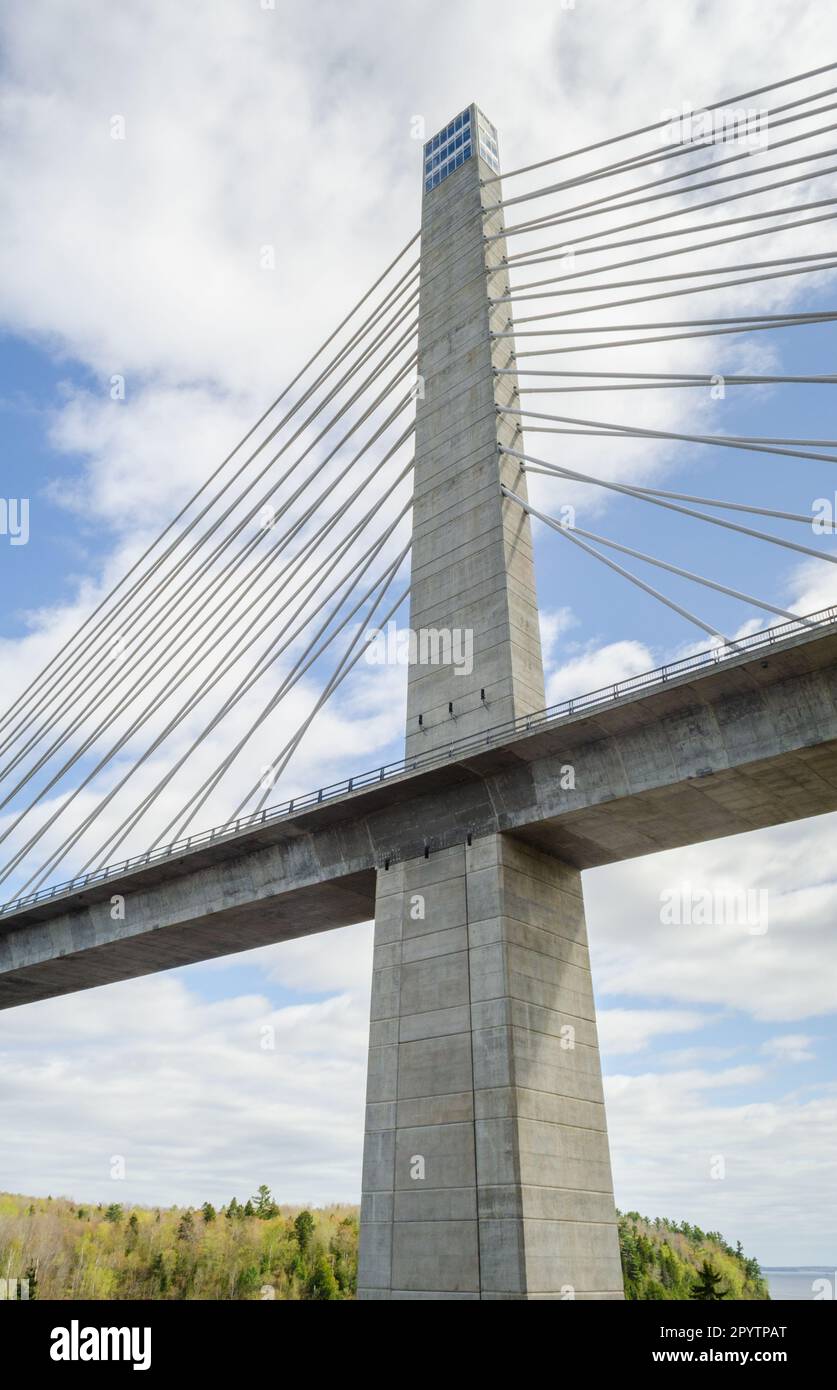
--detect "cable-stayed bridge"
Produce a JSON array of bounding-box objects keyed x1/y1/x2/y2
[{"x1": 2, "y1": 65, "x2": 837, "y2": 1299}]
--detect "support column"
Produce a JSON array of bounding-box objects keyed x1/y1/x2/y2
[{"x1": 358, "y1": 833, "x2": 624, "y2": 1300}]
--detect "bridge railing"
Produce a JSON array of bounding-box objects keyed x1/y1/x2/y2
[{"x1": 2, "y1": 604, "x2": 835, "y2": 919}]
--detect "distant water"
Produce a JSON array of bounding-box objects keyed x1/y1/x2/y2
[{"x1": 763, "y1": 1268, "x2": 836, "y2": 1300}]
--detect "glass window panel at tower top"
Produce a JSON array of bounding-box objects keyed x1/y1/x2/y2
[{"x1": 423, "y1": 104, "x2": 500, "y2": 192}]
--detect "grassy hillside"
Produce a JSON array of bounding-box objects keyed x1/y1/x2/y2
[{"x1": 0, "y1": 1190, "x2": 769, "y2": 1299}]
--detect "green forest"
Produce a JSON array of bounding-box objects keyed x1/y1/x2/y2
[
  {"x1": 0, "y1": 1190, "x2": 769, "y2": 1299},
  {"x1": 618, "y1": 1211, "x2": 770, "y2": 1300}
]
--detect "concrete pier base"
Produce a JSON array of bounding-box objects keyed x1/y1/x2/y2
[{"x1": 358, "y1": 832, "x2": 624, "y2": 1300}]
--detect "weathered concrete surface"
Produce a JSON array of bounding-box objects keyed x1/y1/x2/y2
[
  {"x1": 0, "y1": 867, "x2": 376, "y2": 1008},
  {"x1": 358, "y1": 834, "x2": 623, "y2": 1300},
  {"x1": 1, "y1": 622, "x2": 836, "y2": 1009}
]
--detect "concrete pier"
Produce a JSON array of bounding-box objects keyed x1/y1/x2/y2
[{"x1": 358, "y1": 833, "x2": 623, "y2": 1299}]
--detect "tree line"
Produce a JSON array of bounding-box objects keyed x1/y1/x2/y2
[
  {"x1": 0, "y1": 1190, "x2": 770, "y2": 1299},
  {"x1": 0, "y1": 1186, "x2": 355, "y2": 1300}
]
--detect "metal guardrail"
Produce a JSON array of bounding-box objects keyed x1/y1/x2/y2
[{"x1": 1, "y1": 603, "x2": 835, "y2": 919}]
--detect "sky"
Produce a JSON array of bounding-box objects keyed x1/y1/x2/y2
[{"x1": 1, "y1": 0, "x2": 836, "y2": 1268}]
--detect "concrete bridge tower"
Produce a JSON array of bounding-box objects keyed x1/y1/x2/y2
[{"x1": 358, "y1": 105, "x2": 625, "y2": 1300}]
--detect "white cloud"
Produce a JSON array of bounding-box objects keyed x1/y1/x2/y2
[
  {"x1": 0, "y1": 958, "x2": 372, "y2": 1208},
  {"x1": 605, "y1": 1066, "x2": 837, "y2": 1262},
  {"x1": 538, "y1": 606, "x2": 577, "y2": 664},
  {"x1": 546, "y1": 637, "x2": 655, "y2": 703},
  {"x1": 199, "y1": 921, "x2": 375, "y2": 996},
  {"x1": 597, "y1": 1007, "x2": 712, "y2": 1055},
  {"x1": 585, "y1": 815, "x2": 837, "y2": 1022},
  {"x1": 762, "y1": 1033, "x2": 818, "y2": 1063},
  {"x1": 784, "y1": 558, "x2": 837, "y2": 618}
]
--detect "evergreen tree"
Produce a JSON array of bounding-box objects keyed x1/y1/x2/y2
[
  {"x1": 104, "y1": 1203, "x2": 123, "y2": 1223},
  {"x1": 177, "y1": 1210, "x2": 195, "y2": 1242},
  {"x1": 125, "y1": 1212, "x2": 140, "y2": 1250},
  {"x1": 149, "y1": 1251, "x2": 168, "y2": 1295},
  {"x1": 294, "y1": 1209, "x2": 315, "y2": 1253},
  {"x1": 201, "y1": 1202, "x2": 216, "y2": 1224},
  {"x1": 253, "y1": 1185, "x2": 278, "y2": 1219},
  {"x1": 306, "y1": 1253, "x2": 340, "y2": 1300},
  {"x1": 690, "y1": 1261, "x2": 728, "y2": 1300}
]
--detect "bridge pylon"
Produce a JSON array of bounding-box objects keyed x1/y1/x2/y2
[{"x1": 358, "y1": 105, "x2": 625, "y2": 1300}]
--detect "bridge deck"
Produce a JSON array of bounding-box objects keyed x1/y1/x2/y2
[{"x1": 0, "y1": 617, "x2": 835, "y2": 1007}]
